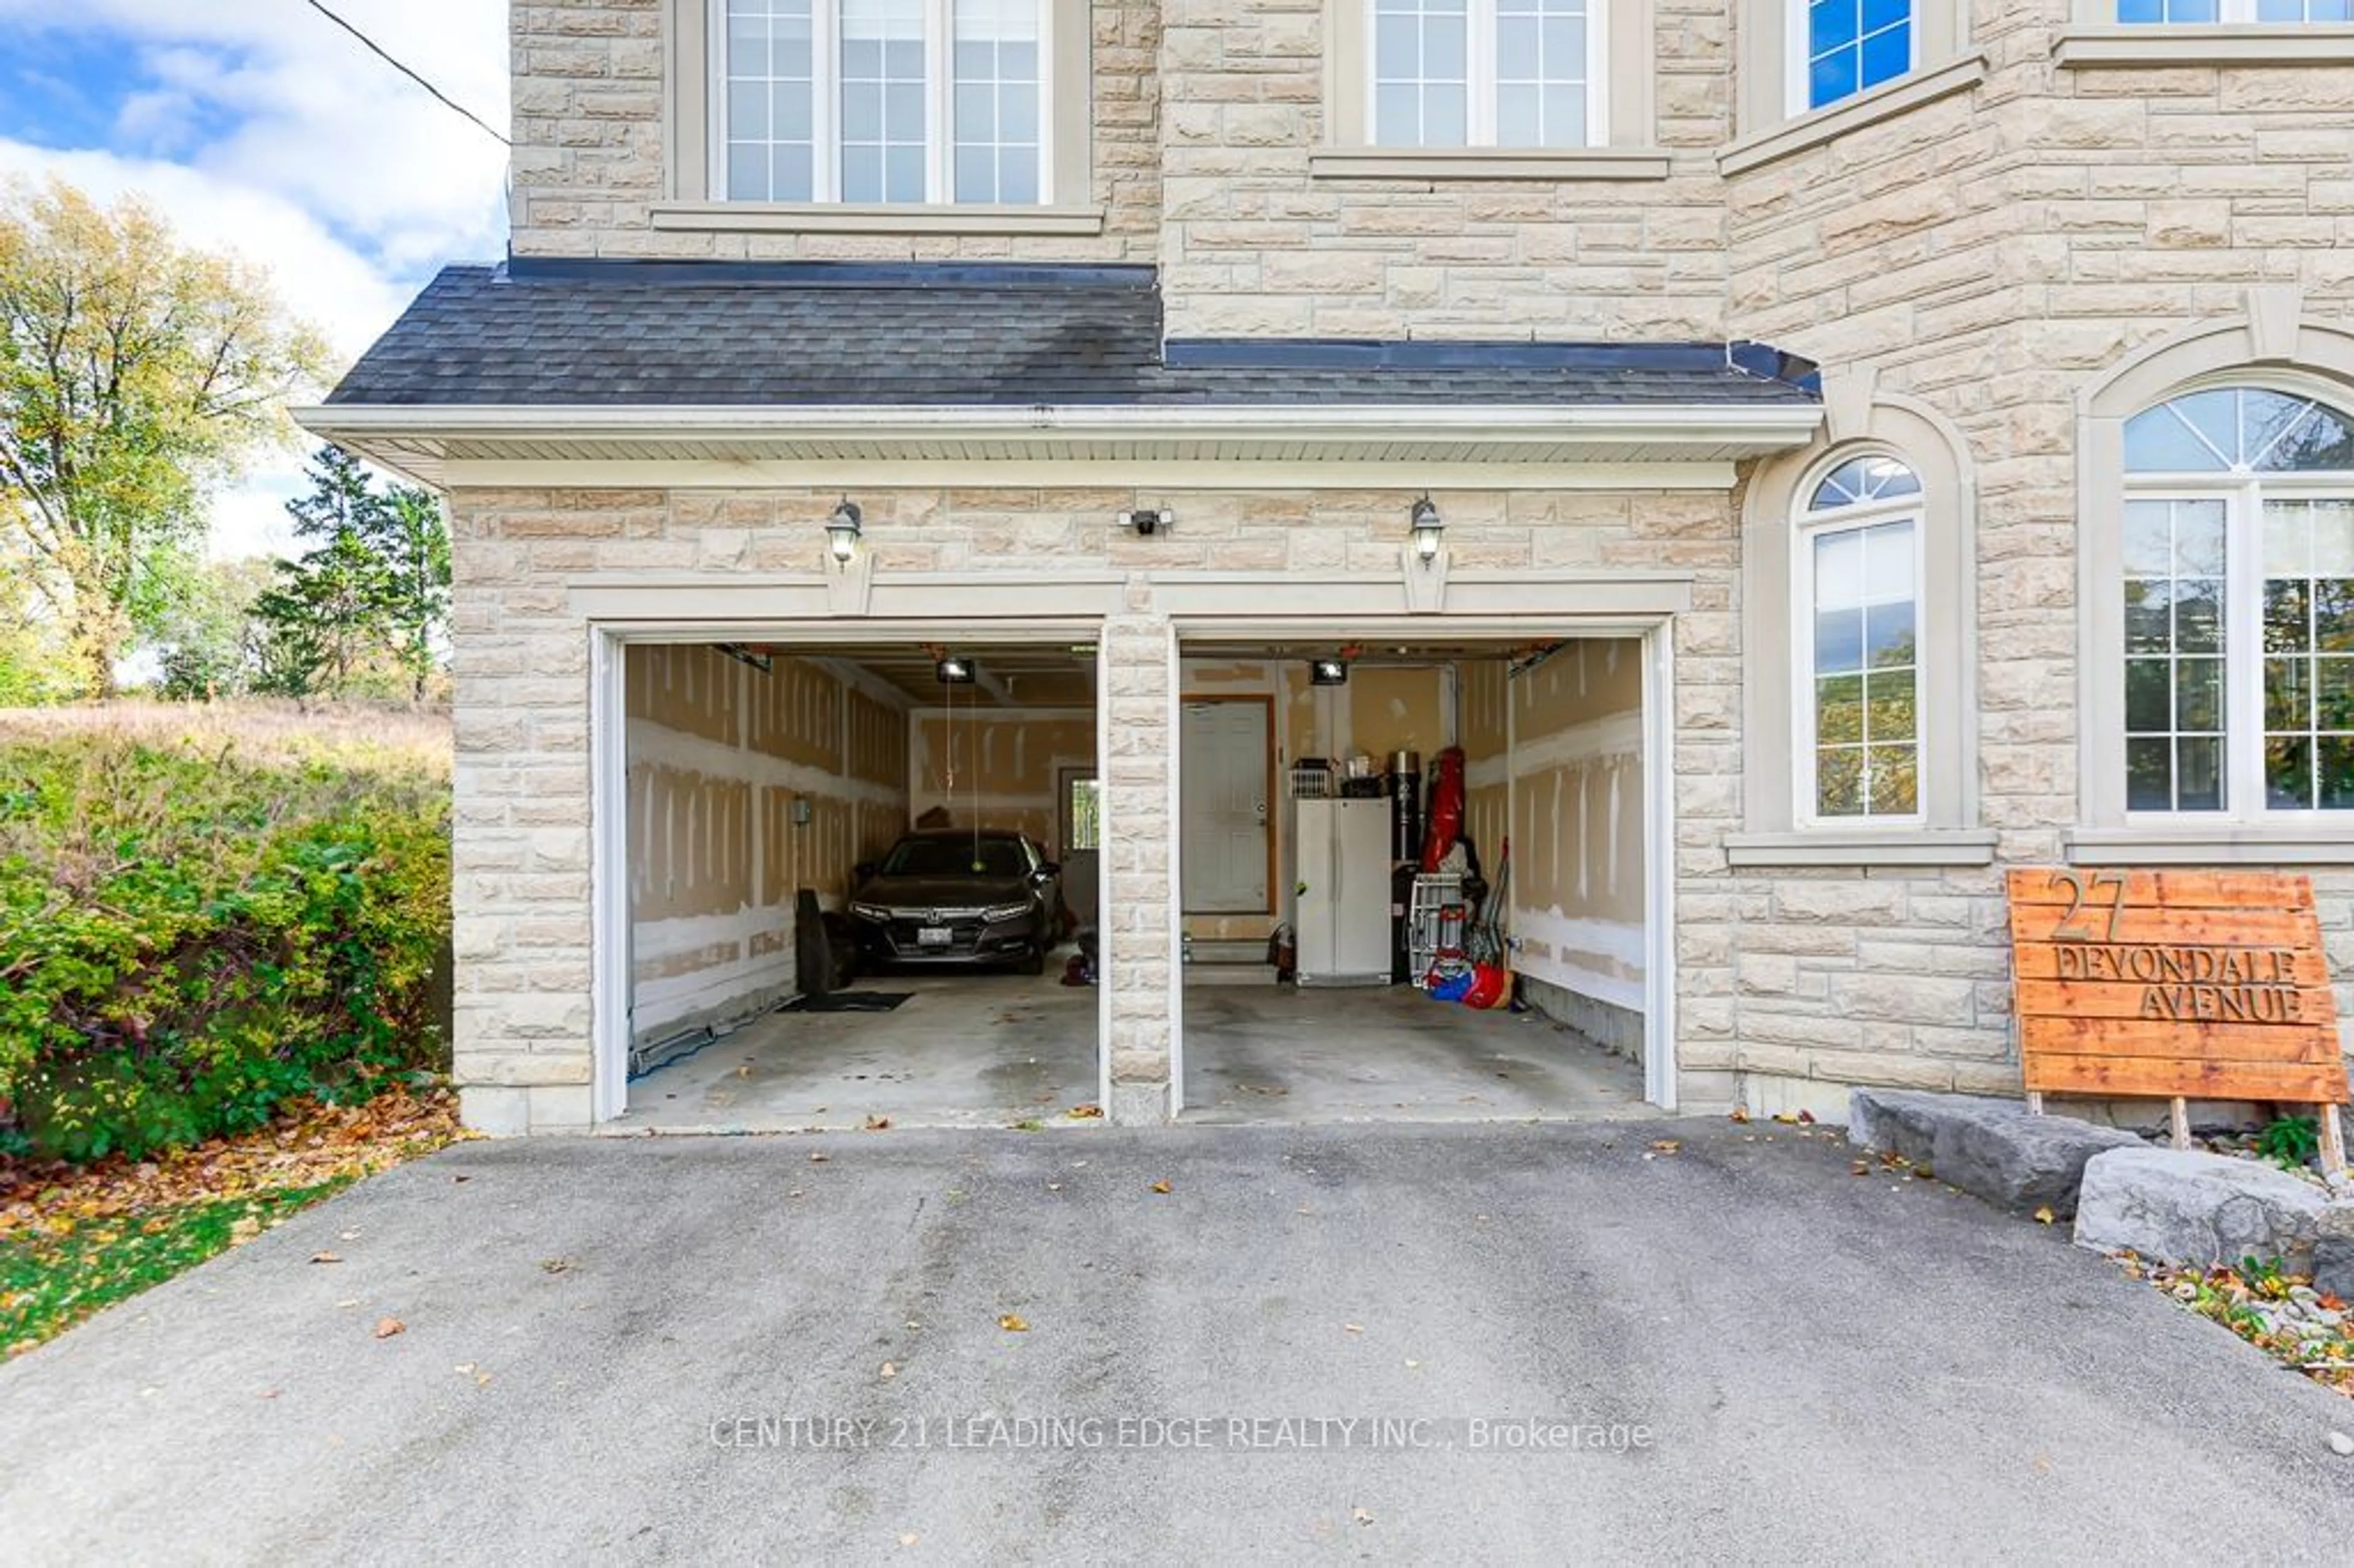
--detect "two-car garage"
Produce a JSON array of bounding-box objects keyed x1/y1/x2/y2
[{"x1": 611, "y1": 618, "x2": 1674, "y2": 1132}]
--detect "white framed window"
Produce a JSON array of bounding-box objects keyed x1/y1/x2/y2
[
  {"x1": 1369, "y1": 0, "x2": 1607, "y2": 149},
  {"x1": 2122, "y1": 386, "x2": 2354, "y2": 818},
  {"x1": 1794, "y1": 454, "x2": 1924, "y2": 823},
  {"x1": 1788, "y1": 0, "x2": 1914, "y2": 113},
  {"x1": 2119, "y1": 0, "x2": 2352, "y2": 20},
  {"x1": 715, "y1": 0, "x2": 1049, "y2": 204}
]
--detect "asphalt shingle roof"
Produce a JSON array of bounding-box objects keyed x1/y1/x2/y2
[{"x1": 326, "y1": 261, "x2": 1820, "y2": 409}]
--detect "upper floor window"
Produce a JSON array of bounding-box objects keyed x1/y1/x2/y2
[
  {"x1": 1371, "y1": 0, "x2": 1604, "y2": 148},
  {"x1": 1797, "y1": 0, "x2": 1914, "y2": 112},
  {"x1": 2122, "y1": 386, "x2": 2354, "y2": 815},
  {"x1": 718, "y1": 0, "x2": 1048, "y2": 204},
  {"x1": 2119, "y1": 0, "x2": 2352, "y2": 19},
  {"x1": 1797, "y1": 454, "x2": 1924, "y2": 821}
]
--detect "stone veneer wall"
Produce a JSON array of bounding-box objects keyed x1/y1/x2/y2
[
  {"x1": 1153, "y1": 0, "x2": 1733, "y2": 339},
  {"x1": 508, "y1": 0, "x2": 1162, "y2": 261},
  {"x1": 1712, "y1": 0, "x2": 2354, "y2": 1114},
  {"x1": 444, "y1": 485, "x2": 1735, "y2": 1131}
]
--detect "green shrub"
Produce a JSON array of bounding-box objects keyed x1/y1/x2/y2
[{"x1": 0, "y1": 726, "x2": 450, "y2": 1162}]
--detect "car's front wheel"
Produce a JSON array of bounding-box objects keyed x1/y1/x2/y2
[{"x1": 1019, "y1": 943, "x2": 1046, "y2": 976}]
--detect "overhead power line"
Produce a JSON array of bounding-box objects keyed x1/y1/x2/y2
[{"x1": 300, "y1": 0, "x2": 511, "y2": 147}]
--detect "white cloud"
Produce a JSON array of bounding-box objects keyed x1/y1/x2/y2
[{"x1": 0, "y1": 0, "x2": 511, "y2": 558}]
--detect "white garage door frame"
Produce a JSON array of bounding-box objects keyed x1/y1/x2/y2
[
  {"x1": 1164, "y1": 603, "x2": 1682, "y2": 1113},
  {"x1": 583, "y1": 609, "x2": 1117, "y2": 1126}
]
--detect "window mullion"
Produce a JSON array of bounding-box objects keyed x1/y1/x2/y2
[
  {"x1": 1471, "y1": 0, "x2": 1498, "y2": 147},
  {"x1": 2228, "y1": 484, "x2": 2266, "y2": 819},
  {"x1": 1793, "y1": 517, "x2": 1819, "y2": 826},
  {"x1": 929, "y1": 0, "x2": 952, "y2": 202},
  {"x1": 816, "y1": 0, "x2": 839, "y2": 202},
  {"x1": 1586, "y1": 0, "x2": 1608, "y2": 147},
  {"x1": 1037, "y1": 0, "x2": 1055, "y2": 203},
  {"x1": 708, "y1": 0, "x2": 728, "y2": 199}
]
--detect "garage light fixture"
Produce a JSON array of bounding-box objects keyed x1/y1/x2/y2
[
  {"x1": 825, "y1": 498, "x2": 864, "y2": 567},
  {"x1": 937, "y1": 655, "x2": 977, "y2": 685},
  {"x1": 1409, "y1": 495, "x2": 1444, "y2": 567},
  {"x1": 1309, "y1": 657, "x2": 1350, "y2": 687}
]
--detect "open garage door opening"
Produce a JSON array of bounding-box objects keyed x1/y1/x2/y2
[
  {"x1": 1175, "y1": 634, "x2": 1670, "y2": 1124},
  {"x1": 618, "y1": 639, "x2": 1103, "y2": 1131}
]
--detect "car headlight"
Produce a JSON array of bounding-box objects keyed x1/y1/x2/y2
[
  {"x1": 983, "y1": 902, "x2": 1030, "y2": 923},
  {"x1": 850, "y1": 902, "x2": 892, "y2": 921}
]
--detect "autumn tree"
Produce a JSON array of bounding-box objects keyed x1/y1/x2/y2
[{"x1": 0, "y1": 178, "x2": 330, "y2": 695}]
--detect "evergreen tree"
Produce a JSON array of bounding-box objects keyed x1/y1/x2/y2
[{"x1": 250, "y1": 446, "x2": 450, "y2": 700}]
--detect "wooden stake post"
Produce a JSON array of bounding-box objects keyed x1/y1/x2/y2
[{"x1": 2006, "y1": 869, "x2": 2350, "y2": 1178}]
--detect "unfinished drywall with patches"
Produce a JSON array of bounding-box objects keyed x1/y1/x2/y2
[
  {"x1": 1507, "y1": 639, "x2": 1647, "y2": 1060},
  {"x1": 1347, "y1": 666, "x2": 1449, "y2": 766},
  {"x1": 1459, "y1": 657, "x2": 1511, "y2": 877},
  {"x1": 908, "y1": 709, "x2": 1097, "y2": 858},
  {"x1": 627, "y1": 647, "x2": 910, "y2": 1044}
]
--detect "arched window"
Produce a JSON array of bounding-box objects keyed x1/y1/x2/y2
[
  {"x1": 1796, "y1": 452, "x2": 1923, "y2": 821},
  {"x1": 2122, "y1": 386, "x2": 2354, "y2": 815}
]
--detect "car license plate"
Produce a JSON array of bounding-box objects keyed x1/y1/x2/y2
[{"x1": 916, "y1": 926, "x2": 953, "y2": 947}]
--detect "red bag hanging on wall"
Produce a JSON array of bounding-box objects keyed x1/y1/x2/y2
[{"x1": 1419, "y1": 746, "x2": 1466, "y2": 872}]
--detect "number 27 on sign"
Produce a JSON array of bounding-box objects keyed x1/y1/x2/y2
[{"x1": 2047, "y1": 870, "x2": 2126, "y2": 943}]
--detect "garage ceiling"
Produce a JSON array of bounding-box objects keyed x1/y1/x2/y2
[{"x1": 728, "y1": 642, "x2": 1097, "y2": 710}]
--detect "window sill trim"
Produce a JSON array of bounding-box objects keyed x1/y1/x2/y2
[
  {"x1": 649, "y1": 203, "x2": 1107, "y2": 237},
  {"x1": 1308, "y1": 147, "x2": 1674, "y2": 182},
  {"x1": 2053, "y1": 24, "x2": 2354, "y2": 70},
  {"x1": 1717, "y1": 54, "x2": 1989, "y2": 179},
  {"x1": 1723, "y1": 829, "x2": 1999, "y2": 869},
  {"x1": 2066, "y1": 826, "x2": 2354, "y2": 866}
]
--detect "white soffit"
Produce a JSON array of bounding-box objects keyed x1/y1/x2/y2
[{"x1": 291, "y1": 402, "x2": 1823, "y2": 490}]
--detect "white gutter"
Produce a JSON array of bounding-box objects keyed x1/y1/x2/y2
[{"x1": 291, "y1": 400, "x2": 1822, "y2": 446}]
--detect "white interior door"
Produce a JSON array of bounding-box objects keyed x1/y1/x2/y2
[{"x1": 1180, "y1": 699, "x2": 1269, "y2": 913}]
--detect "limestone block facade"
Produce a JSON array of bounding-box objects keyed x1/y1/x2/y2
[{"x1": 309, "y1": 0, "x2": 2354, "y2": 1131}]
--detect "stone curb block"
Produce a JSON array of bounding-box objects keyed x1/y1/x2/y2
[
  {"x1": 1848, "y1": 1089, "x2": 2139, "y2": 1217},
  {"x1": 2074, "y1": 1146, "x2": 2333, "y2": 1271}
]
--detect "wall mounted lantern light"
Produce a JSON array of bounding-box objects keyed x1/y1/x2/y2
[
  {"x1": 1408, "y1": 495, "x2": 1444, "y2": 567},
  {"x1": 826, "y1": 498, "x2": 864, "y2": 567}
]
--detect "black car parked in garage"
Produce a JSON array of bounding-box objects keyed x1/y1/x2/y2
[{"x1": 847, "y1": 830, "x2": 1064, "y2": 974}]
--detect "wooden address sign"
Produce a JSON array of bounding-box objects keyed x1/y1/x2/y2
[{"x1": 2006, "y1": 869, "x2": 2350, "y2": 1107}]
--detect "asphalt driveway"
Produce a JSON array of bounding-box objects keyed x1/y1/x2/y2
[{"x1": 4, "y1": 1119, "x2": 2353, "y2": 1562}]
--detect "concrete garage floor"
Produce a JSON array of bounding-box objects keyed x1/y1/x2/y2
[
  {"x1": 624, "y1": 953, "x2": 1099, "y2": 1132},
  {"x1": 1184, "y1": 983, "x2": 1662, "y2": 1123},
  {"x1": 9, "y1": 1122, "x2": 2354, "y2": 1561}
]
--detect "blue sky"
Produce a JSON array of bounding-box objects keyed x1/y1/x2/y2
[{"x1": 0, "y1": 0, "x2": 509, "y2": 556}]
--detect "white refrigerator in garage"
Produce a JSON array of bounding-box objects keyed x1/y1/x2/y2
[{"x1": 1292, "y1": 797, "x2": 1393, "y2": 986}]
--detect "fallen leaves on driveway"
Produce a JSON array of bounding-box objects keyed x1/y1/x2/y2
[
  {"x1": 1149, "y1": 1180, "x2": 1171, "y2": 1194},
  {"x1": 373, "y1": 1317, "x2": 405, "y2": 1340},
  {"x1": 997, "y1": 1314, "x2": 1030, "y2": 1333},
  {"x1": 1067, "y1": 1104, "x2": 1103, "y2": 1119}
]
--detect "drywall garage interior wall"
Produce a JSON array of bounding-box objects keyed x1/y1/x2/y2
[
  {"x1": 1504, "y1": 639, "x2": 1648, "y2": 1060},
  {"x1": 626, "y1": 645, "x2": 911, "y2": 1044},
  {"x1": 908, "y1": 708, "x2": 1097, "y2": 858}
]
